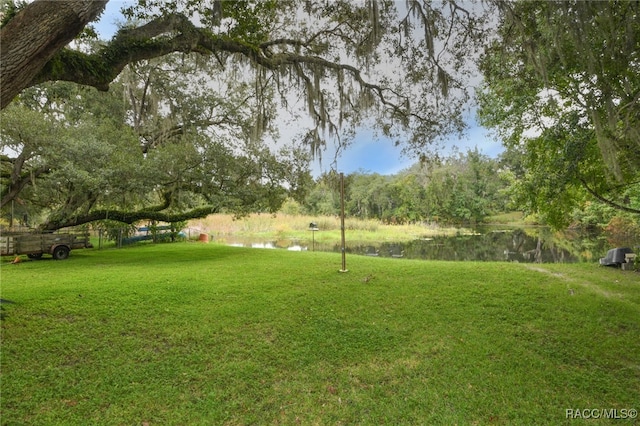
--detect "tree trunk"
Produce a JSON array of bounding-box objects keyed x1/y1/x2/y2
[{"x1": 0, "y1": 0, "x2": 107, "y2": 109}]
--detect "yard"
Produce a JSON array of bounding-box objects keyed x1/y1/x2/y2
[{"x1": 1, "y1": 243, "x2": 638, "y2": 425}]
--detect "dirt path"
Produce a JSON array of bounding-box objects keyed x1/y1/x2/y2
[{"x1": 521, "y1": 264, "x2": 623, "y2": 299}]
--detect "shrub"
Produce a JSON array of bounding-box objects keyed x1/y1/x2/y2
[{"x1": 604, "y1": 216, "x2": 640, "y2": 248}]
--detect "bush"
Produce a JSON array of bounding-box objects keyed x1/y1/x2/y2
[
  {"x1": 94, "y1": 220, "x2": 138, "y2": 243},
  {"x1": 279, "y1": 198, "x2": 303, "y2": 215},
  {"x1": 604, "y1": 216, "x2": 640, "y2": 248}
]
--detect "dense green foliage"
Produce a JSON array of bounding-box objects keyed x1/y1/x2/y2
[
  {"x1": 0, "y1": 69, "x2": 311, "y2": 230},
  {"x1": 477, "y1": 0, "x2": 640, "y2": 228},
  {"x1": 301, "y1": 150, "x2": 509, "y2": 225},
  {"x1": 2, "y1": 243, "x2": 639, "y2": 424},
  {"x1": 1, "y1": 0, "x2": 483, "y2": 230},
  {"x1": 294, "y1": 147, "x2": 638, "y2": 232}
]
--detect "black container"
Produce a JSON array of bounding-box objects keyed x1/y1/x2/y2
[{"x1": 599, "y1": 247, "x2": 634, "y2": 267}]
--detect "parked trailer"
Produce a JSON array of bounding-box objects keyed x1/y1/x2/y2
[{"x1": 0, "y1": 233, "x2": 93, "y2": 260}]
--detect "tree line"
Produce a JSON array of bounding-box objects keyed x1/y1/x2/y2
[
  {"x1": 287, "y1": 147, "x2": 639, "y2": 232},
  {"x1": 295, "y1": 150, "x2": 507, "y2": 226}
]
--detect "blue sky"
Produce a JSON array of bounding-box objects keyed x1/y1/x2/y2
[
  {"x1": 94, "y1": 2, "x2": 503, "y2": 177},
  {"x1": 313, "y1": 118, "x2": 503, "y2": 177}
]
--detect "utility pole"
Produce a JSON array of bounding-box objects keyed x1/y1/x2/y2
[{"x1": 339, "y1": 172, "x2": 348, "y2": 272}]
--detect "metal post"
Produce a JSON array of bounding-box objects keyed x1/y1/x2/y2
[
  {"x1": 309, "y1": 222, "x2": 318, "y2": 251},
  {"x1": 339, "y1": 172, "x2": 348, "y2": 272}
]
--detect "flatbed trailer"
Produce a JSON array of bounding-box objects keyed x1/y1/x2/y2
[{"x1": 0, "y1": 232, "x2": 93, "y2": 260}]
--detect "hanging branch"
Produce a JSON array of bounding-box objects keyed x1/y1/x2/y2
[
  {"x1": 15, "y1": 12, "x2": 427, "y2": 131},
  {"x1": 580, "y1": 178, "x2": 640, "y2": 215}
]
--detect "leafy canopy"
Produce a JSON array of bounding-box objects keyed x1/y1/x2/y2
[
  {"x1": 1, "y1": 0, "x2": 488, "y2": 229},
  {"x1": 477, "y1": 0, "x2": 640, "y2": 227}
]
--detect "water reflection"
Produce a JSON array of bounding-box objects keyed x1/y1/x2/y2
[
  {"x1": 348, "y1": 228, "x2": 602, "y2": 263},
  {"x1": 226, "y1": 226, "x2": 634, "y2": 263}
]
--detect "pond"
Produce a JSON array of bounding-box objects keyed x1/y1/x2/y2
[{"x1": 223, "y1": 226, "x2": 639, "y2": 263}]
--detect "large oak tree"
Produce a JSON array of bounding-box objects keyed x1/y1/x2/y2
[
  {"x1": 1, "y1": 1, "x2": 478, "y2": 137},
  {"x1": 1, "y1": 0, "x2": 482, "y2": 229}
]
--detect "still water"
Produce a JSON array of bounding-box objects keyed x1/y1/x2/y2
[{"x1": 226, "y1": 226, "x2": 637, "y2": 263}]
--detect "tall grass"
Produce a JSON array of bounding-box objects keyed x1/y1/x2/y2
[
  {"x1": 189, "y1": 213, "x2": 465, "y2": 243},
  {"x1": 1, "y1": 243, "x2": 639, "y2": 425}
]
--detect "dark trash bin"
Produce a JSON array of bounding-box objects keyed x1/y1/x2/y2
[{"x1": 599, "y1": 247, "x2": 634, "y2": 267}]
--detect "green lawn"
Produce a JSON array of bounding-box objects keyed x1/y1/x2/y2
[{"x1": 1, "y1": 243, "x2": 639, "y2": 425}]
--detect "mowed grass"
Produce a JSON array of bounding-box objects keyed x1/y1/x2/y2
[{"x1": 1, "y1": 243, "x2": 639, "y2": 425}]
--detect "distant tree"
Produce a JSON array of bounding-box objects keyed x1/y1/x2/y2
[
  {"x1": 304, "y1": 173, "x2": 340, "y2": 217},
  {"x1": 301, "y1": 150, "x2": 506, "y2": 225},
  {"x1": 388, "y1": 173, "x2": 428, "y2": 224},
  {"x1": 423, "y1": 150, "x2": 505, "y2": 224},
  {"x1": 346, "y1": 172, "x2": 390, "y2": 220}
]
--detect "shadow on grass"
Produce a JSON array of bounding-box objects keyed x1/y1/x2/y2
[
  {"x1": 7, "y1": 242, "x2": 253, "y2": 268},
  {"x1": 82, "y1": 242, "x2": 282, "y2": 267}
]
